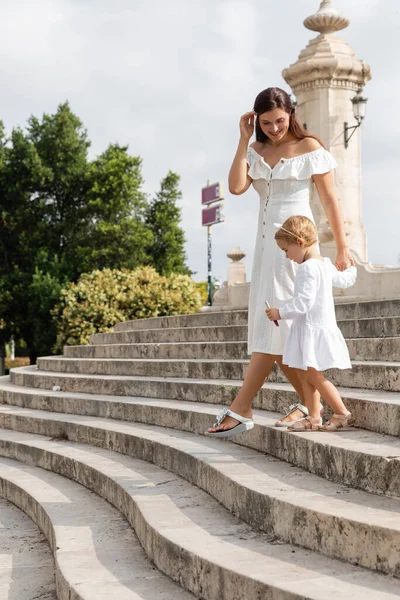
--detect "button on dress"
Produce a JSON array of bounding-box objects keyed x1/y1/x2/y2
[{"x1": 246, "y1": 146, "x2": 338, "y2": 355}]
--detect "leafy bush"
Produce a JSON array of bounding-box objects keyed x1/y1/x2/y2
[
  {"x1": 52, "y1": 266, "x2": 202, "y2": 350},
  {"x1": 195, "y1": 282, "x2": 208, "y2": 305}
]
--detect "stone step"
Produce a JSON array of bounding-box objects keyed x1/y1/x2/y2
[
  {"x1": 334, "y1": 299, "x2": 400, "y2": 321},
  {"x1": 114, "y1": 310, "x2": 248, "y2": 332},
  {"x1": 90, "y1": 325, "x2": 248, "y2": 345},
  {"x1": 63, "y1": 337, "x2": 400, "y2": 362},
  {"x1": 90, "y1": 317, "x2": 400, "y2": 346},
  {"x1": 0, "y1": 498, "x2": 56, "y2": 599},
  {"x1": 2, "y1": 429, "x2": 399, "y2": 600},
  {"x1": 112, "y1": 300, "x2": 400, "y2": 333},
  {"x1": 0, "y1": 454, "x2": 194, "y2": 600},
  {"x1": 5, "y1": 370, "x2": 400, "y2": 436},
  {"x1": 1, "y1": 381, "x2": 400, "y2": 498},
  {"x1": 25, "y1": 356, "x2": 400, "y2": 392},
  {"x1": 1, "y1": 407, "x2": 400, "y2": 579}
]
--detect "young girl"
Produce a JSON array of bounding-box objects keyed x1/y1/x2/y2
[{"x1": 265, "y1": 216, "x2": 357, "y2": 432}]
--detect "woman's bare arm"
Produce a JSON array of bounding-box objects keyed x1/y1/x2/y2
[
  {"x1": 228, "y1": 138, "x2": 252, "y2": 195},
  {"x1": 228, "y1": 111, "x2": 256, "y2": 195},
  {"x1": 313, "y1": 171, "x2": 355, "y2": 270}
]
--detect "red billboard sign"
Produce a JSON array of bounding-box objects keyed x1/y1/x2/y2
[
  {"x1": 202, "y1": 204, "x2": 224, "y2": 227},
  {"x1": 201, "y1": 182, "x2": 224, "y2": 205}
]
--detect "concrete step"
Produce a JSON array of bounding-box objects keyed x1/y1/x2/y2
[
  {"x1": 63, "y1": 337, "x2": 400, "y2": 362},
  {"x1": 0, "y1": 454, "x2": 194, "y2": 600},
  {"x1": 112, "y1": 300, "x2": 400, "y2": 333},
  {"x1": 335, "y1": 299, "x2": 400, "y2": 321},
  {"x1": 1, "y1": 407, "x2": 400, "y2": 579},
  {"x1": 5, "y1": 370, "x2": 400, "y2": 436},
  {"x1": 90, "y1": 317, "x2": 400, "y2": 346},
  {"x1": 1, "y1": 381, "x2": 400, "y2": 498},
  {"x1": 23, "y1": 357, "x2": 400, "y2": 393},
  {"x1": 114, "y1": 310, "x2": 248, "y2": 332},
  {"x1": 90, "y1": 325, "x2": 248, "y2": 345},
  {"x1": 0, "y1": 498, "x2": 56, "y2": 599},
  {"x1": 2, "y1": 430, "x2": 399, "y2": 600}
]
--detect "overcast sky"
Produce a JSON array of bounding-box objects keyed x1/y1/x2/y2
[{"x1": 1, "y1": 0, "x2": 399, "y2": 281}]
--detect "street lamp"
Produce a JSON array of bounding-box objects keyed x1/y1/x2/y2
[{"x1": 344, "y1": 89, "x2": 368, "y2": 148}]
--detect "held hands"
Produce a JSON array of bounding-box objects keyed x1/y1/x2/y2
[
  {"x1": 240, "y1": 111, "x2": 257, "y2": 141},
  {"x1": 265, "y1": 307, "x2": 281, "y2": 322},
  {"x1": 335, "y1": 247, "x2": 355, "y2": 271}
]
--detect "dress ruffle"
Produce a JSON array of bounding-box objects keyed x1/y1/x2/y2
[
  {"x1": 247, "y1": 146, "x2": 338, "y2": 181},
  {"x1": 283, "y1": 324, "x2": 352, "y2": 371}
]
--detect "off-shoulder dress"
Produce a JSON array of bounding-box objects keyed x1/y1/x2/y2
[{"x1": 246, "y1": 145, "x2": 338, "y2": 355}]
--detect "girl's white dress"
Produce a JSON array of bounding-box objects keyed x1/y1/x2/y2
[
  {"x1": 247, "y1": 145, "x2": 338, "y2": 355},
  {"x1": 279, "y1": 258, "x2": 357, "y2": 371}
]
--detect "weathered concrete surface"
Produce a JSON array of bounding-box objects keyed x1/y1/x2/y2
[
  {"x1": 3, "y1": 373, "x2": 400, "y2": 436},
  {"x1": 112, "y1": 300, "x2": 400, "y2": 333},
  {"x1": 1, "y1": 409, "x2": 400, "y2": 578},
  {"x1": 0, "y1": 498, "x2": 56, "y2": 599},
  {"x1": 0, "y1": 386, "x2": 400, "y2": 497},
  {"x1": 63, "y1": 337, "x2": 400, "y2": 362},
  {"x1": 0, "y1": 456, "x2": 195, "y2": 600},
  {"x1": 90, "y1": 317, "x2": 400, "y2": 346},
  {"x1": 1, "y1": 429, "x2": 400, "y2": 599},
  {"x1": 12, "y1": 358, "x2": 400, "y2": 395}
]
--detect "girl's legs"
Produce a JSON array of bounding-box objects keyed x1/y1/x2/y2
[
  {"x1": 275, "y1": 360, "x2": 322, "y2": 424},
  {"x1": 300, "y1": 370, "x2": 322, "y2": 424},
  {"x1": 305, "y1": 368, "x2": 349, "y2": 416},
  {"x1": 208, "y1": 353, "x2": 316, "y2": 433}
]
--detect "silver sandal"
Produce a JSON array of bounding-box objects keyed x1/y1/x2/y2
[{"x1": 206, "y1": 408, "x2": 254, "y2": 438}]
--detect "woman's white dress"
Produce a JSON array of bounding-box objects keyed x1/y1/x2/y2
[
  {"x1": 247, "y1": 145, "x2": 338, "y2": 355},
  {"x1": 280, "y1": 258, "x2": 357, "y2": 371}
]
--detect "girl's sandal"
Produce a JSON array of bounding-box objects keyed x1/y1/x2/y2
[
  {"x1": 287, "y1": 416, "x2": 322, "y2": 432},
  {"x1": 275, "y1": 403, "x2": 308, "y2": 427},
  {"x1": 319, "y1": 413, "x2": 355, "y2": 432},
  {"x1": 275, "y1": 403, "x2": 325, "y2": 427}
]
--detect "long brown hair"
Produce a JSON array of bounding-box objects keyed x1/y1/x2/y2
[{"x1": 253, "y1": 87, "x2": 324, "y2": 146}]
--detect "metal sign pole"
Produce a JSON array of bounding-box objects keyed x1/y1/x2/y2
[
  {"x1": 207, "y1": 224, "x2": 212, "y2": 306},
  {"x1": 206, "y1": 179, "x2": 212, "y2": 306},
  {"x1": 201, "y1": 178, "x2": 224, "y2": 308}
]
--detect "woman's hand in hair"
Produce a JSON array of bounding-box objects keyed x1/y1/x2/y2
[{"x1": 239, "y1": 111, "x2": 256, "y2": 141}]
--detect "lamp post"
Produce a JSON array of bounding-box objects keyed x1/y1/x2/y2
[{"x1": 344, "y1": 89, "x2": 368, "y2": 148}]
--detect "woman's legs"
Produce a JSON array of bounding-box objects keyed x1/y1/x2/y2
[
  {"x1": 207, "y1": 352, "x2": 276, "y2": 433},
  {"x1": 207, "y1": 352, "x2": 320, "y2": 433}
]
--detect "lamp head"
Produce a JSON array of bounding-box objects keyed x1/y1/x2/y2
[{"x1": 351, "y1": 90, "x2": 368, "y2": 124}]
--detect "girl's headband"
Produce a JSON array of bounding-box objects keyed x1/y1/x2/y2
[{"x1": 273, "y1": 222, "x2": 305, "y2": 243}]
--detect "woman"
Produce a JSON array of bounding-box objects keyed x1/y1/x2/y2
[{"x1": 208, "y1": 87, "x2": 354, "y2": 437}]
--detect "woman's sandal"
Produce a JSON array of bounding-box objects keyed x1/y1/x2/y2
[
  {"x1": 287, "y1": 416, "x2": 322, "y2": 432},
  {"x1": 206, "y1": 408, "x2": 254, "y2": 438},
  {"x1": 275, "y1": 403, "x2": 324, "y2": 427},
  {"x1": 319, "y1": 413, "x2": 355, "y2": 432}
]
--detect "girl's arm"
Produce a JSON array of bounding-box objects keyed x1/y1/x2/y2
[
  {"x1": 330, "y1": 264, "x2": 357, "y2": 289},
  {"x1": 279, "y1": 265, "x2": 319, "y2": 320},
  {"x1": 228, "y1": 111, "x2": 256, "y2": 195},
  {"x1": 313, "y1": 171, "x2": 355, "y2": 271}
]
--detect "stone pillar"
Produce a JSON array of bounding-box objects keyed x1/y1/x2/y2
[
  {"x1": 282, "y1": 0, "x2": 371, "y2": 262},
  {"x1": 227, "y1": 247, "x2": 246, "y2": 286}
]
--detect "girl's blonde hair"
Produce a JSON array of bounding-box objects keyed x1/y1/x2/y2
[{"x1": 274, "y1": 216, "x2": 317, "y2": 247}]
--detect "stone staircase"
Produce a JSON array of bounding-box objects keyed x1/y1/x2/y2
[{"x1": 0, "y1": 299, "x2": 400, "y2": 599}]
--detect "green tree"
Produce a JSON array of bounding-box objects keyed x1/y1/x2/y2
[
  {"x1": 0, "y1": 104, "x2": 193, "y2": 364},
  {"x1": 146, "y1": 171, "x2": 190, "y2": 275},
  {"x1": 79, "y1": 144, "x2": 153, "y2": 272}
]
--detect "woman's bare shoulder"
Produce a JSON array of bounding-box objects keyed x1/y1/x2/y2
[
  {"x1": 299, "y1": 137, "x2": 322, "y2": 152},
  {"x1": 249, "y1": 141, "x2": 263, "y2": 151}
]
